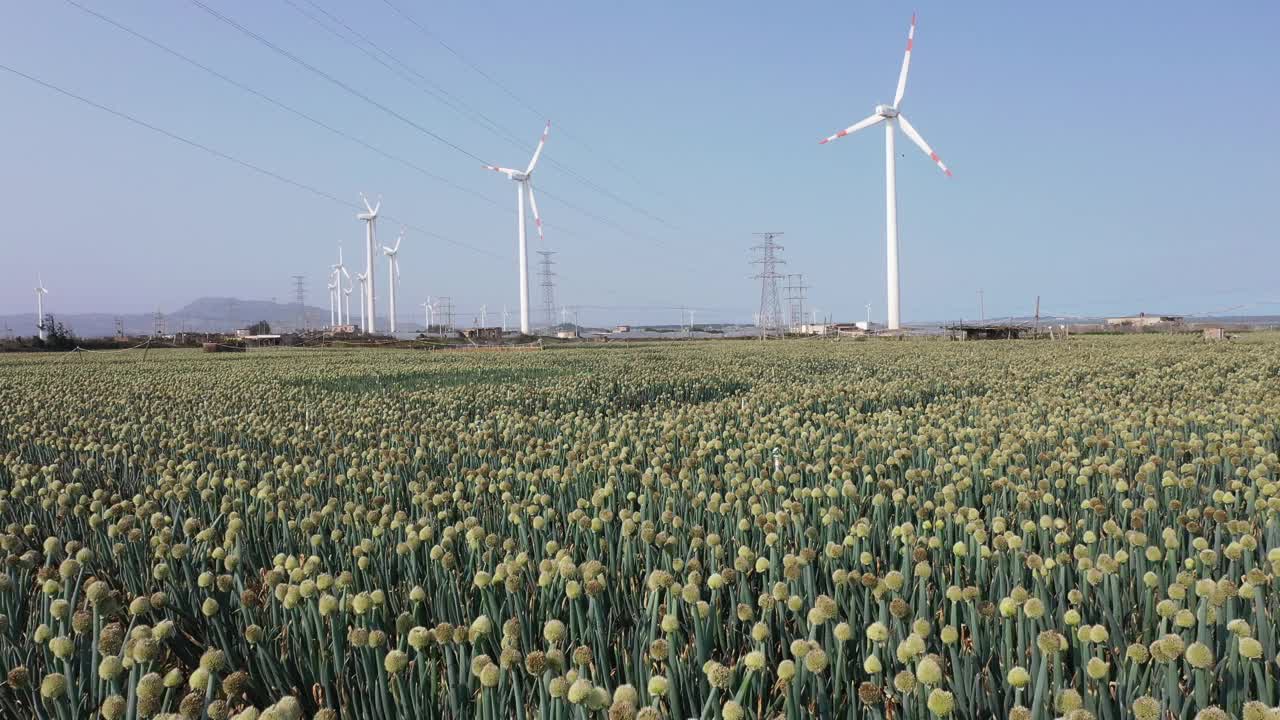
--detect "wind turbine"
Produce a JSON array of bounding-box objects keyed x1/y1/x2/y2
[
  {"x1": 383, "y1": 229, "x2": 403, "y2": 333},
  {"x1": 342, "y1": 272, "x2": 355, "y2": 329},
  {"x1": 421, "y1": 297, "x2": 437, "y2": 335},
  {"x1": 484, "y1": 121, "x2": 550, "y2": 335},
  {"x1": 358, "y1": 193, "x2": 381, "y2": 334},
  {"x1": 35, "y1": 275, "x2": 48, "y2": 341},
  {"x1": 355, "y1": 272, "x2": 367, "y2": 330},
  {"x1": 332, "y1": 269, "x2": 343, "y2": 325},
  {"x1": 332, "y1": 245, "x2": 352, "y2": 325},
  {"x1": 818, "y1": 14, "x2": 951, "y2": 331}
]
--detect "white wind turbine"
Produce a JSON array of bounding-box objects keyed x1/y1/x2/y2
[
  {"x1": 818, "y1": 14, "x2": 951, "y2": 331},
  {"x1": 332, "y1": 245, "x2": 352, "y2": 325},
  {"x1": 484, "y1": 122, "x2": 550, "y2": 335},
  {"x1": 342, "y1": 272, "x2": 354, "y2": 329},
  {"x1": 358, "y1": 193, "x2": 381, "y2": 334},
  {"x1": 355, "y1": 272, "x2": 367, "y2": 330},
  {"x1": 421, "y1": 297, "x2": 434, "y2": 334},
  {"x1": 382, "y1": 229, "x2": 403, "y2": 334},
  {"x1": 327, "y1": 272, "x2": 338, "y2": 327},
  {"x1": 35, "y1": 275, "x2": 49, "y2": 341}
]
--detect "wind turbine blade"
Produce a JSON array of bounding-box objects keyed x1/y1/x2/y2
[
  {"x1": 484, "y1": 165, "x2": 519, "y2": 177},
  {"x1": 819, "y1": 113, "x2": 884, "y2": 145},
  {"x1": 525, "y1": 121, "x2": 551, "y2": 175},
  {"x1": 892, "y1": 13, "x2": 917, "y2": 109},
  {"x1": 896, "y1": 114, "x2": 952, "y2": 177},
  {"x1": 342, "y1": 266, "x2": 351, "y2": 280},
  {"x1": 526, "y1": 182, "x2": 544, "y2": 243}
]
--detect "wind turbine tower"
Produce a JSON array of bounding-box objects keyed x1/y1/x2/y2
[
  {"x1": 332, "y1": 269, "x2": 343, "y2": 325},
  {"x1": 383, "y1": 229, "x2": 403, "y2": 333},
  {"x1": 818, "y1": 14, "x2": 952, "y2": 330},
  {"x1": 358, "y1": 193, "x2": 381, "y2": 333},
  {"x1": 342, "y1": 274, "x2": 354, "y2": 327},
  {"x1": 355, "y1": 272, "x2": 367, "y2": 330},
  {"x1": 34, "y1": 276, "x2": 48, "y2": 342},
  {"x1": 484, "y1": 122, "x2": 551, "y2": 334}
]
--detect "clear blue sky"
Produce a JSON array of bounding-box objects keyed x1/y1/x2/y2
[{"x1": 1, "y1": 1, "x2": 1277, "y2": 326}]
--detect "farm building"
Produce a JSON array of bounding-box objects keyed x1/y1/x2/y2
[
  {"x1": 243, "y1": 334, "x2": 282, "y2": 348},
  {"x1": 461, "y1": 327, "x2": 504, "y2": 341},
  {"x1": 1106, "y1": 313, "x2": 1184, "y2": 328},
  {"x1": 943, "y1": 323, "x2": 1028, "y2": 340}
]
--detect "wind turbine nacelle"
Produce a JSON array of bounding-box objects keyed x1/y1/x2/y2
[{"x1": 876, "y1": 105, "x2": 898, "y2": 118}]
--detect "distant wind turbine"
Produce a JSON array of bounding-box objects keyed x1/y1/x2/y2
[
  {"x1": 35, "y1": 275, "x2": 48, "y2": 341},
  {"x1": 383, "y1": 229, "x2": 403, "y2": 333},
  {"x1": 332, "y1": 269, "x2": 343, "y2": 325},
  {"x1": 484, "y1": 121, "x2": 550, "y2": 335},
  {"x1": 332, "y1": 245, "x2": 352, "y2": 325},
  {"x1": 355, "y1": 272, "x2": 367, "y2": 330},
  {"x1": 358, "y1": 193, "x2": 381, "y2": 334},
  {"x1": 342, "y1": 272, "x2": 355, "y2": 329},
  {"x1": 818, "y1": 14, "x2": 952, "y2": 331}
]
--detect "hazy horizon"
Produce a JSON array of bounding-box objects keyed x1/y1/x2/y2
[{"x1": 2, "y1": 2, "x2": 1277, "y2": 328}]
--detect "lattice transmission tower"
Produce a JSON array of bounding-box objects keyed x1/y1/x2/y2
[
  {"x1": 292, "y1": 274, "x2": 307, "y2": 332},
  {"x1": 785, "y1": 273, "x2": 809, "y2": 331},
  {"x1": 537, "y1": 250, "x2": 557, "y2": 330},
  {"x1": 751, "y1": 232, "x2": 786, "y2": 338}
]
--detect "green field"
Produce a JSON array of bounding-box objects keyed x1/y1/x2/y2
[{"x1": 1, "y1": 336, "x2": 1278, "y2": 720}]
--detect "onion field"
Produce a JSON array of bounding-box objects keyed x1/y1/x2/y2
[{"x1": 1, "y1": 336, "x2": 1278, "y2": 720}]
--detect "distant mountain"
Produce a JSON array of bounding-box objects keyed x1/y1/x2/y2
[{"x1": 0, "y1": 297, "x2": 330, "y2": 339}]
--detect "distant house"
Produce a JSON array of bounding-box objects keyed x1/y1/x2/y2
[
  {"x1": 461, "y1": 327, "x2": 503, "y2": 341},
  {"x1": 243, "y1": 334, "x2": 282, "y2": 348},
  {"x1": 833, "y1": 322, "x2": 878, "y2": 336},
  {"x1": 1105, "y1": 313, "x2": 1184, "y2": 328},
  {"x1": 943, "y1": 323, "x2": 1027, "y2": 340},
  {"x1": 613, "y1": 325, "x2": 632, "y2": 333}
]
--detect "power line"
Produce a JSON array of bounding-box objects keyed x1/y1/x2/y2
[
  {"x1": 185, "y1": 0, "x2": 492, "y2": 165},
  {"x1": 60, "y1": 0, "x2": 506, "y2": 214},
  {"x1": 273, "y1": 0, "x2": 679, "y2": 234},
  {"x1": 377, "y1": 0, "x2": 689, "y2": 222},
  {"x1": 58, "y1": 0, "x2": 615, "y2": 249},
  {"x1": 280, "y1": 0, "x2": 528, "y2": 152},
  {"x1": 0, "y1": 61, "x2": 502, "y2": 260},
  {"x1": 178, "y1": 0, "x2": 670, "y2": 250}
]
